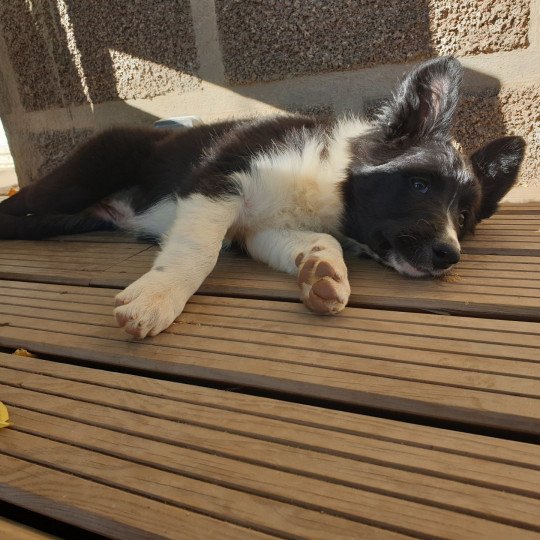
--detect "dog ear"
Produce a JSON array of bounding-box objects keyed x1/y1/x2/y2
[
  {"x1": 470, "y1": 136, "x2": 526, "y2": 220},
  {"x1": 376, "y1": 56, "x2": 462, "y2": 142}
]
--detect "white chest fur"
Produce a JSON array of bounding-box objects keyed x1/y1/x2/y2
[{"x1": 230, "y1": 117, "x2": 370, "y2": 239}]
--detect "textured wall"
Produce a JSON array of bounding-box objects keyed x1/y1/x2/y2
[
  {"x1": 216, "y1": 0, "x2": 433, "y2": 84},
  {"x1": 0, "y1": 0, "x2": 198, "y2": 111},
  {"x1": 29, "y1": 128, "x2": 94, "y2": 179},
  {"x1": 216, "y1": 0, "x2": 530, "y2": 84},
  {"x1": 0, "y1": 0, "x2": 538, "y2": 188},
  {"x1": 0, "y1": 0, "x2": 72, "y2": 111},
  {"x1": 62, "y1": 0, "x2": 199, "y2": 102},
  {"x1": 429, "y1": 0, "x2": 530, "y2": 56}
]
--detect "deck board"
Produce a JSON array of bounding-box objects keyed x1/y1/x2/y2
[
  {"x1": 1, "y1": 356, "x2": 539, "y2": 539},
  {"x1": 0, "y1": 455, "x2": 273, "y2": 540},
  {"x1": 0, "y1": 202, "x2": 539, "y2": 536},
  {"x1": 0, "y1": 240, "x2": 151, "y2": 286},
  {"x1": 0, "y1": 209, "x2": 538, "y2": 319},
  {"x1": 4, "y1": 354, "x2": 539, "y2": 468},
  {"x1": 0, "y1": 281, "x2": 538, "y2": 434}
]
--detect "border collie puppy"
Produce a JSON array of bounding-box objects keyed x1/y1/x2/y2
[{"x1": 0, "y1": 57, "x2": 525, "y2": 338}]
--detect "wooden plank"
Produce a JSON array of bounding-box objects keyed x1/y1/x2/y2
[
  {"x1": 1, "y1": 296, "x2": 539, "y2": 373},
  {"x1": 0, "y1": 326, "x2": 536, "y2": 433},
  {"x1": 0, "y1": 284, "x2": 538, "y2": 433},
  {"x1": 91, "y1": 253, "x2": 540, "y2": 321},
  {"x1": 0, "y1": 279, "x2": 115, "y2": 299},
  {"x1": 2, "y1": 300, "x2": 540, "y2": 384},
  {"x1": 0, "y1": 456, "x2": 271, "y2": 540},
  {"x1": 1, "y1": 211, "x2": 540, "y2": 319},
  {"x1": 1, "y1": 278, "x2": 536, "y2": 337},
  {"x1": 500, "y1": 200, "x2": 540, "y2": 211},
  {"x1": 0, "y1": 411, "x2": 533, "y2": 540},
  {"x1": 0, "y1": 241, "x2": 151, "y2": 287},
  {"x1": 50, "y1": 231, "x2": 148, "y2": 243},
  {"x1": 473, "y1": 230, "x2": 540, "y2": 238},
  {"x1": 0, "y1": 294, "x2": 540, "y2": 360},
  {"x1": 0, "y1": 240, "x2": 147, "y2": 254},
  {"x1": 4, "y1": 354, "x2": 540, "y2": 469},
  {"x1": 1, "y1": 356, "x2": 539, "y2": 538},
  {"x1": 2, "y1": 430, "x2": 391, "y2": 540},
  {"x1": 0, "y1": 269, "x2": 93, "y2": 286},
  {"x1": 0, "y1": 254, "x2": 116, "y2": 268},
  {"x1": 0, "y1": 518, "x2": 56, "y2": 540}
]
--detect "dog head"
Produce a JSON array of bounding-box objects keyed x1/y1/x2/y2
[{"x1": 342, "y1": 57, "x2": 525, "y2": 277}]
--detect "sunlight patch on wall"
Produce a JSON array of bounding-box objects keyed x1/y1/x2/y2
[{"x1": 109, "y1": 49, "x2": 200, "y2": 100}]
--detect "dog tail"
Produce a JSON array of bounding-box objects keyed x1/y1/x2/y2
[{"x1": 0, "y1": 212, "x2": 116, "y2": 240}]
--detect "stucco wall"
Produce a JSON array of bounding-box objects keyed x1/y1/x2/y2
[
  {"x1": 216, "y1": 0, "x2": 530, "y2": 83},
  {"x1": 0, "y1": 0, "x2": 538, "y2": 189}
]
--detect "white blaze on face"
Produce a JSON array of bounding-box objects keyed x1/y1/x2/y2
[
  {"x1": 444, "y1": 189, "x2": 461, "y2": 252},
  {"x1": 385, "y1": 209, "x2": 461, "y2": 278},
  {"x1": 445, "y1": 209, "x2": 461, "y2": 252}
]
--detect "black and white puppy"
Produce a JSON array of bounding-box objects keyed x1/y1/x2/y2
[{"x1": 0, "y1": 57, "x2": 525, "y2": 337}]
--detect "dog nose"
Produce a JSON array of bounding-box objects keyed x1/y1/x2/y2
[{"x1": 432, "y1": 242, "x2": 460, "y2": 269}]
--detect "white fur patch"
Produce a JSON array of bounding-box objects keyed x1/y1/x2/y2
[
  {"x1": 246, "y1": 229, "x2": 343, "y2": 274},
  {"x1": 445, "y1": 209, "x2": 460, "y2": 246},
  {"x1": 124, "y1": 198, "x2": 178, "y2": 237},
  {"x1": 230, "y1": 117, "x2": 370, "y2": 237}
]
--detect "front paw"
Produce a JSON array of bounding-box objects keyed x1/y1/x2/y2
[
  {"x1": 114, "y1": 272, "x2": 184, "y2": 338},
  {"x1": 297, "y1": 252, "x2": 351, "y2": 315}
]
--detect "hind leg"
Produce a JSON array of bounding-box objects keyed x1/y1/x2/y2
[
  {"x1": 0, "y1": 127, "x2": 167, "y2": 217},
  {"x1": 0, "y1": 212, "x2": 115, "y2": 240}
]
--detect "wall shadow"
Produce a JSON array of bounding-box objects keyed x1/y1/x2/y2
[
  {"x1": 0, "y1": 0, "x2": 509, "y2": 180},
  {"x1": 215, "y1": 1, "x2": 507, "y2": 157},
  {"x1": 65, "y1": 0, "x2": 508, "y2": 158}
]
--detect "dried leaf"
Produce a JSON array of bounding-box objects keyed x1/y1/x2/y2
[
  {"x1": 13, "y1": 348, "x2": 37, "y2": 358},
  {"x1": 7, "y1": 186, "x2": 19, "y2": 197},
  {"x1": 0, "y1": 401, "x2": 11, "y2": 428}
]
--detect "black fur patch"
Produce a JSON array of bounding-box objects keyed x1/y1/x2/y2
[{"x1": 0, "y1": 212, "x2": 115, "y2": 240}]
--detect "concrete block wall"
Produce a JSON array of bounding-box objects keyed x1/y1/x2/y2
[{"x1": 0, "y1": 0, "x2": 538, "y2": 189}]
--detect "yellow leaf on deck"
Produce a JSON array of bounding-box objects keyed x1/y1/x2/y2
[
  {"x1": 0, "y1": 401, "x2": 11, "y2": 428},
  {"x1": 13, "y1": 348, "x2": 37, "y2": 358}
]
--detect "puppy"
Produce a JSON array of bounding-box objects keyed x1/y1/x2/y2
[{"x1": 0, "y1": 57, "x2": 525, "y2": 338}]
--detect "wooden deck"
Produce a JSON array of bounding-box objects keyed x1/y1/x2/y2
[{"x1": 0, "y1": 203, "x2": 539, "y2": 539}]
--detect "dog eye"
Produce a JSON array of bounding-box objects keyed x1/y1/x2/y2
[
  {"x1": 458, "y1": 211, "x2": 468, "y2": 228},
  {"x1": 411, "y1": 178, "x2": 429, "y2": 193}
]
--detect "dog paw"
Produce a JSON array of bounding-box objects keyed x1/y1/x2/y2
[
  {"x1": 296, "y1": 251, "x2": 351, "y2": 315},
  {"x1": 114, "y1": 272, "x2": 184, "y2": 338}
]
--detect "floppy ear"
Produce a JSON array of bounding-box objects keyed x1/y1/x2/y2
[
  {"x1": 470, "y1": 136, "x2": 526, "y2": 220},
  {"x1": 376, "y1": 56, "x2": 462, "y2": 142}
]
